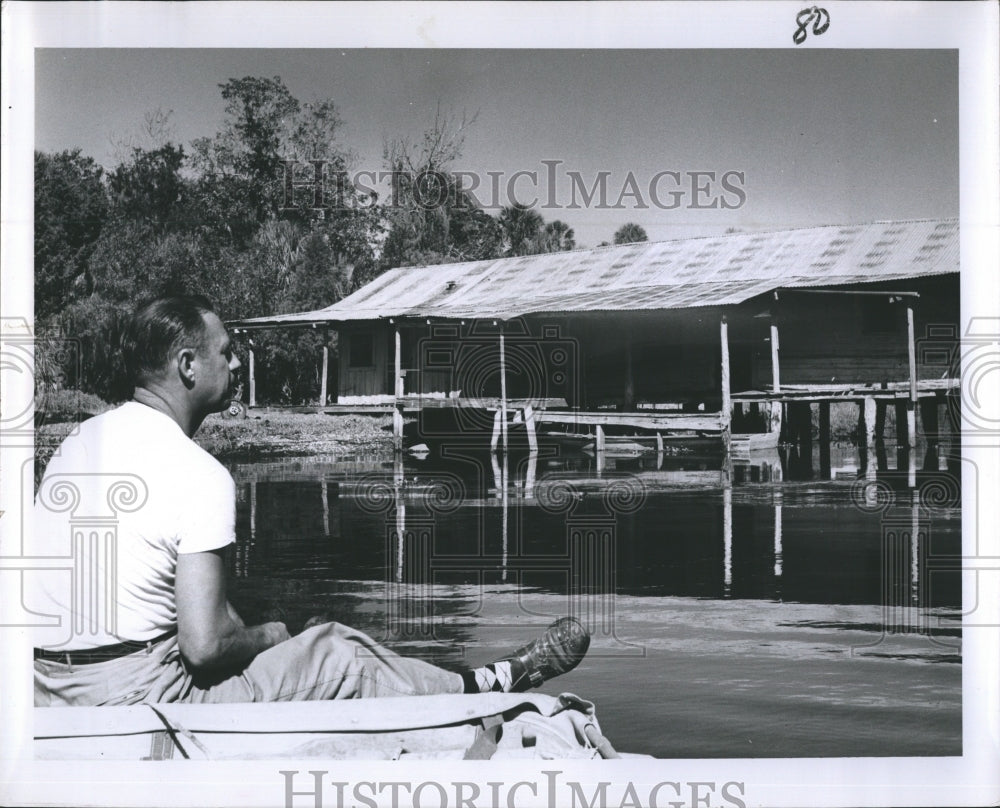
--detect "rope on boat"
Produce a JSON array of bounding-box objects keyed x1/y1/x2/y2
[{"x1": 147, "y1": 705, "x2": 212, "y2": 760}]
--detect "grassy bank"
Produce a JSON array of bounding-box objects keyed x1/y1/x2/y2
[
  {"x1": 194, "y1": 409, "x2": 395, "y2": 458},
  {"x1": 34, "y1": 400, "x2": 395, "y2": 489}
]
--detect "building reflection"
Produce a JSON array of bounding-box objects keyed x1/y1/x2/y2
[{"x1": 229, "y1": 450, "x2": 960, "y2": 638}]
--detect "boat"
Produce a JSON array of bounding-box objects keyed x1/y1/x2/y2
[{"x1": 34, "y1": 691, "x2": 647, "y2": 760}]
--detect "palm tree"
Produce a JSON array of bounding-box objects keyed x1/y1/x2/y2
[
  {"x1": 499, "y1": 203, "x2": 544, "y2": 256},
  {"x1": 538, "y1": 220, "x2": 576, "y2": 253},
  {"x1": 613, "y1": 222, "x2": 649, "y2": 245}
]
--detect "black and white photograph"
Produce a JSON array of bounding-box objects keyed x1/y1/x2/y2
[{"x1": 1, "y1": 3, "x2": 998, "y2": 807}]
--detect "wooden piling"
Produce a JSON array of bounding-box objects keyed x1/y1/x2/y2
[
  {"x1": 894, "y1": 400, "x2": 908, "y2": 473},
  {"x1": 499, "y1": 328, "x2": 508, "y2": 454},
  {"x1": 770, "y1": 321, "x2": 781, "y2": 391},
  {"x1": 248, "y1": 346, "x2": 256, "y2": 408},
  {"x1": 524, "y1": 404, "x2": 538, "y2": 453},
  {"x1": 819, "y1": 401, "x2": 831, "y2": 479},
  {"x1": 919, "y1": 397, "x2": 941, "y2": 471},
  {"x1": 393, "y1": 325, "x2": 403, "y2": 452},
  {"x1": 861, "y1": 397, "x2": 877, "y2": 479},
  {"x1": 906, "y1": 303, "x2": 918, "y2": 487},
  {"x1": 720, "y1": 316, "x2": 732, "y2": 454},
  {"x1": 319, "y1": 343, "x2": 329, "y2": 407},
  {"x1": 874, "y1": 400, "x2": 888, "y2": 472}
]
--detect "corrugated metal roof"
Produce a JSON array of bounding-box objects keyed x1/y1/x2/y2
[{"x1": 230, "y1": 219, "x2": 958, "y2": 327}]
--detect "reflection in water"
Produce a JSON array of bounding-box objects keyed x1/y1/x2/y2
[{"x1": 227, "y1": 447, "x2": 962, "y2": 758}]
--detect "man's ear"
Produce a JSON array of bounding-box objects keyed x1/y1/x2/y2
[{"x1": 177, "y1": 347, "x2": 197, "y2": 388}]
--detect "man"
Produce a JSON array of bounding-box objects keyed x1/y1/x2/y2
[{"x1": 33, "y1": 295, "x2": 588, "y2": 706}]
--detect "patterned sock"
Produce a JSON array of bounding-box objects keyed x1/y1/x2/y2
[{"x1": 460, "y1": 660, "x2": 526, "y2": 693}]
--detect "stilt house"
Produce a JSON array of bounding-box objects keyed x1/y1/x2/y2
[{"x1": 229, "y1": 219, "x2": 959, "y2": 451}]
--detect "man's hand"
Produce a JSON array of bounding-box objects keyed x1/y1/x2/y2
[{"x1": 177, "y1": 548, "x2": 290, "y2": 670}]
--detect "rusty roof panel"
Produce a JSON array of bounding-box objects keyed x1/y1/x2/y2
[{"x1": 231, "y1": 219, "x2": 958, "y2": 327}]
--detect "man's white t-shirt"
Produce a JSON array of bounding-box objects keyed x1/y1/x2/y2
[{"x1": 31, "y1": 402, "x2": 235, "y2": 650}]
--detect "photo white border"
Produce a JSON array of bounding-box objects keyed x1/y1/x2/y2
[{"x1": 2, "y1": 2, "x2": 998, "y2": 806}]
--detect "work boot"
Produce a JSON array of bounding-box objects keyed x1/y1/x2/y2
[{"x1": 504, "y1": 616, "x2": 590, "y2": 692}]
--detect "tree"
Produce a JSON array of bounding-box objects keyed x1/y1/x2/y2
[
  {"x1": 613, "y1": 222, "x2": 649, "y2": 245},
  {"x1": 537, "y1": 220, "x2": 576, "y2": 253},
  {"x1": 34, "y1": 150, "x2": 109, "y2": 319},
  {"x1": 379, "y1": 106, "x2": 504, "y2": 270},
  {"x1": 499, "y1": 203, "x2": 544, "y2": 257},
  {"x1": 189, "y1": 76, "x2": 353, "y2": 240},
  {"x1": 107, "y1": 144, "x2": 188, "y2": 232}
]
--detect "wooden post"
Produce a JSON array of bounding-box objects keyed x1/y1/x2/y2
[
  {"x1": 524, "y1": 404, "x2": 538, "y2": 453},
  {"x1": 906, "y1": 404, "x2": 917, "y2": 487},
  {"x1": 720, "y1": 315, "x2": 732, "y2": 454},
  {"x1": 319, "y1": 343, "x2": 329, "y2": 407},
  {"x1": 249, "y1": 479, "x2": 257, "y2": 543},
  {"x1": 906, "y1": 303, "x2": 918, "y2": 487},
  {"x1": 490, "y1": 410, "x2": 502, "y2": 452},
  {"x1": 863, "y1": 396, "x2": 877, "y2": 480},
  {"x1": 248, "y1": 346, "x2": 256, "y2": 408},
  {"x1": 769, "y1": 319, "x2": 783, "y2": 437},
  {"x1": 499, "y1": 327, "x2": 508, "y2": 454},
  {"x1": 773, "y1": 493, "x2": 783, "y2": 578},
  {"x1": 524, "y1": 447, "x2": 538, "y2": 500},
  {"x1": 895, "y1": 400, "x2": 908, "y2": 450},
  {"x1": 874, "y1": 400, "x2": 888, "y2": 472},
  {"x1": 907, "y1": 304, "x2": 918, "y2": 405},
  {"x1": 500, "y1": 451, "x2": 509, "y2": 582},
  {"x1": 920, "y1": 397, "x2": 941, "y2": 471},
  {"x1": 819, "y1": 401, "x2": 831, "y2": 479},
  {"x1": 595, "y1": 423, "x2": 605, "y2": 453},
  {"x1": 770, "y1": 321, "x2": 780, "y2": 392},
  {"x1": 393, "y1": 324, "x2": 403, "y2": 452},
  {"x1": 722, "y1": 486, "x2": 733, "y2": 596},
  {"x1": 321, "y1": 481, "x2": 330, "y2": 537}
]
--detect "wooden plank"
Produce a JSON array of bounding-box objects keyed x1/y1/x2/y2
[{"x1": 537, "y1": 411, "x2": 722, "y2": 431}]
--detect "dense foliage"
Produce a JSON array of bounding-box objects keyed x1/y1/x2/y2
[{"x1": 35, "y1": 77, "x2": 589, "y2": 405}]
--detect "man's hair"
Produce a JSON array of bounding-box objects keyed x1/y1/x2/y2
[{"x1": 121, "y1": 295, "x2": 218, "y2": 386}]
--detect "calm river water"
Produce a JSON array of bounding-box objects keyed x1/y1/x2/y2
[{"x1": 225, "y1": 445, "x2": 961, "y2": 759}]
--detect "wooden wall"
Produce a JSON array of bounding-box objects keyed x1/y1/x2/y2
[
  {"x1": 333, "y1": 274, "x2": 959, "y2": 405},
  {"x1": 752, "y1": 275, "x2": 958, "y2": 387}
]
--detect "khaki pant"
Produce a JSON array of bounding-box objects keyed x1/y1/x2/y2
[{"x1": 35, "y1": 622, "x2": 464, "y2": 706}]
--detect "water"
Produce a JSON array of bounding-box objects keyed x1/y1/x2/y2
[{"x1": 225, "y1": 446, "x2": 961, "y2": 758}]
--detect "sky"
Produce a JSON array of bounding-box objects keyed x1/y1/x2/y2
[{"x1": 35, "y1": 48, "x2": 958, "y2": 248}]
